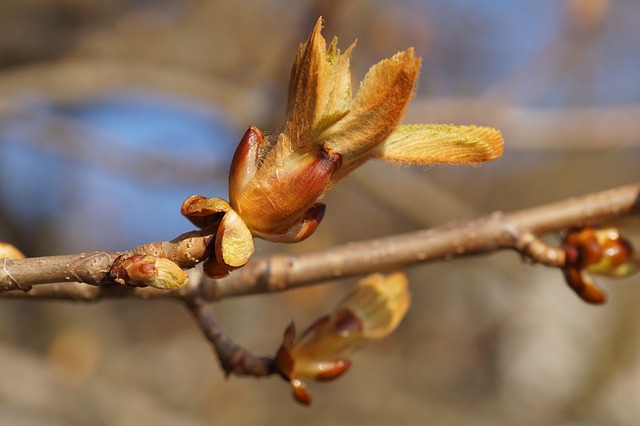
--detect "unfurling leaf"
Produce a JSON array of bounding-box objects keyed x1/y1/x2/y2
[
  {"x1": 274, "y1": 272, "x2": 411, "y2": 405},
  {"x1": 377, "y1": 124, "x2": 504, "y2": 164},
  {"x1": 228, "y1": 17, "x2": 502, "y2": 242},
  {"x1": 181, "y1": 16, "x2": 504, "y2": 276}
]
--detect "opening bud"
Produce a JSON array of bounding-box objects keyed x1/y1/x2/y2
[{"x1": 274, "y1": 272, "x2": 410, "y2": 405}]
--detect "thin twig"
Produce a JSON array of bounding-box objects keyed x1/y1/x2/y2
[{"x1": 185, "y1": 298, "x2": 275, "y2": 377}]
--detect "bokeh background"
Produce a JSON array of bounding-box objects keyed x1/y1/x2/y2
[{"x1": 0, "y1": 0, "x2": 639, "y2": 424}]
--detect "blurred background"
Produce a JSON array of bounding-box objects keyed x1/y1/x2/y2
[{"x1": 0, "y1": 0, "x2": 639, "y2": 424}]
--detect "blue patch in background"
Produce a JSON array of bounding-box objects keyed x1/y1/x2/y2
[{"x1": 0, "y1": 90, "x2": 237, "y2": 253}]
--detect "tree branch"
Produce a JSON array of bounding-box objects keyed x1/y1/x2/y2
[
  {"x1": 208, "y1": 181, "x2": 640, "y2": 299},
  {"x1": 0, "y1": 251, "x2": 119, "y2": 291},
  {"x1": 2, "y1": 182, "x2": 638, "y2": 301},
  {"x1": 2, "y1": 182, "x2": 637, "y2": 383},
  {"x1": 185, "y1": 299, "x2": 275, "y2": 377}
]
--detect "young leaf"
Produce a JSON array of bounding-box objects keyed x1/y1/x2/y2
[{"x1": 376, "y1": 124, "x2": 504, "y2": 164}]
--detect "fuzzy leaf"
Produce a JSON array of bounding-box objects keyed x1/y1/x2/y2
[
  {"x1": 338, "y1": 272, "x2": 410, "y2": 340},
  {"x1": 376, "y1": 124, "x2": 504, "y2": 164},
  {"x1": 323, "y1": 49, "x2": 421, "y2": 180},
  {"x1": 285, "y1": 18, "x2": 326, "y2": 149}
]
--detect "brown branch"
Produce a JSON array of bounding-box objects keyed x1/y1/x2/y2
[
  {"x1": 0, "y1": 279, "x2": 194, "y2": 302},
  {"x1": 208, "y1": 182, "x2": 640, "y2": 299},
  {"x1": 0, "y1": 229, "x2": 214, "y2": 293},
  {"x1": 2, "y1": 182, "x2": 638, "y2": 302},
  {"x1": 185, "y1": 299, "x2": 275, "y2": 377},
  {"x1": 2, "y1": 182, "x2": 637, "y2": 382},
  {"x1": 0, "y1": 251, "x2": 119, "y2": 291}
]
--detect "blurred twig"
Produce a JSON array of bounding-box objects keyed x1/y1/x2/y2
[
  {"x1": 1, "y1": 110, "x2": 229, "y2": 185},
  {"x1": 0, "y1": 59, "x2": 257, "y2": 124},
  {"x1": 1, "y1": 61, "x2": 638, "y2": 154}
]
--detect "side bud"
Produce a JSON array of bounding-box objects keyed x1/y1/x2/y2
[
  {"x1": 563, "y1": 220, "x2": 640, "y2": 304},
  {"x1": 111, "y1": 254, "x2": 188, "y2": 290},
  {"x1": 274, "y1": 272, "x2": 410, "y2": 405}
]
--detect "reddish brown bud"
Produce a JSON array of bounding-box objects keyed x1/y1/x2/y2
[
  {"x1": 291, "y1": 379, "x2": 312, "y2": 406},
  {"x1": 229, "y1": 126, "x2": 265, "y2": 209},
  {"x1": 274, "y1": 272, "x2": 410, "y2": 405},
  {"x1": 180, "y1": 196, "x2": 255, "y2": 277},
  {"x1": 562, "y1": 222, "x2": 639, "y2": 304},
  {"x1": 181, "y1": 196, "x2": 231, "y2": 230},
  {"x1": 562, "y1": 266, "x2": 608, "y2": 304},
  {"x1": 111, "y1": 255, "x2": 188, "y2": 290},
  {"x1": 232, "y1": 144, "x2": 340, "y2": 241}
]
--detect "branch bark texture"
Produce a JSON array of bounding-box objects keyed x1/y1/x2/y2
[
  {"x1": 210, "y1": 182, "x2": 640, "y2": 298},
  {"x1": 1, "y1": 182, "x2": 638, "y2": 301}
]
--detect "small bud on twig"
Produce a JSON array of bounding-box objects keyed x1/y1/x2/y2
[
  {"x1": 562, "y1": 218, "x2": 640, "y2": 304},
  {"x1": 274, "y1": 272, "x2": 410, "y2": 405},
  {"x1": 110, "y1": 254, "x2": 188, "y2": 290}
]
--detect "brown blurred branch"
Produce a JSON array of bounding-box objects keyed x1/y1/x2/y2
[
  {"x1": 0, "y1": 59, "x2": 259, "y2": 125},
  {"x1": 1, "y1": 60, "x2": 638, "y2": 154},
  {"x1": 0, "y1": 111, "x2": 229, "y2": 186}
]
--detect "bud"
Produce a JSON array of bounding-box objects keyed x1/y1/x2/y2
[
  {"x1": 111, "y1": 255, "x2": 188, "y2": 290},
  {"x1": 0, "y1": 242, "x2": 25, "y2": 259},
  {"x1": 181, "y1": 196, "x2": 254, "y2": 278},
  {"x1": 181, "y1": 17, "x2": 504, "y2": 276},
  {"x1": 229, "y1": 18, "x2": 502, "y2": 242},
  {"x1": 563, "y1": 219, "x2": 640, "y2": 303},
  {"x1": 274, "y1": 272, "x2": 411, "y2": 405}
]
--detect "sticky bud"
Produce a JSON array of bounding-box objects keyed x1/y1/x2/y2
[
  {"x1": 181, "y1": 195, "x2": 255, "y2": 277},
  {"x1": 563, "y1": 221, "x2": 640, "y2": 304},
  {"x1": 112, "y1": 255, "x2": 188, "y2": 290},
  {"x1": 274, "y1": 272, "x2": 411, "y2": 405}
]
